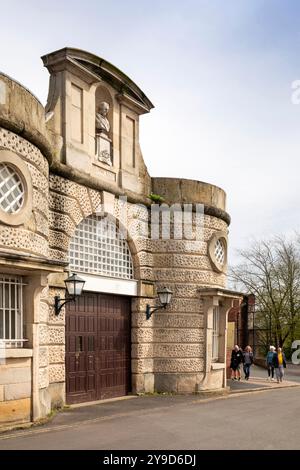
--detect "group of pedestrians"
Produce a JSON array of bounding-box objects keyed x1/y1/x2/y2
[
  {"x1": 230, "y1": 345, "x2": 253, "y2": 381},
  {"x1": 230, "y1": 344, "x2": 287, "y2": 383},
  {"x1": 266, "y1": 345, "x2": 287, "y2": 383}
]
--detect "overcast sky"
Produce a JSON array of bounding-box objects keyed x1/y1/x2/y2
[{"x1": 1, "y1": 0, "x2": 300, "y2": 265}]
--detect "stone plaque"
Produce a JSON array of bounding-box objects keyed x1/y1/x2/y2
[{"x1": 96, "y1": 133, "x2": 112, "y2": 166}]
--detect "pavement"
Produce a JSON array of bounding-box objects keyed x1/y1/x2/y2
[
  {"x1": 0, "y1": 365, "x2": 299, "y2": 449},
  {"x1": 227, "y1": 364, "x2": 300, "y2": 393}
]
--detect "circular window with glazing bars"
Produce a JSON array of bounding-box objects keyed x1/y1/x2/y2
[
  {"x1": 208, "y1": 231, "x2": 228, "y2": 273},
  {"x1": 0, "y1": 150, "x2": 33, "y2": 226},
  {"x1": 214, "y1": 238, "x2": 225, "y2": 266},
  {"x1": 0, "y1": 163, "x2": 25, "y2": 214}
]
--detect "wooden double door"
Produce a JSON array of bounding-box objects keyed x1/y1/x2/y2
[{"x1": 66, "y1": 292, "x2": 131, "y2": 404}]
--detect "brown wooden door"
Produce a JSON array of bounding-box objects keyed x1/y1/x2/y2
[{"x1": 66, "y1": 292, "x2": 131, "y2": 404}]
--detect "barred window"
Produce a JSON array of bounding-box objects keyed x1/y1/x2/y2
[
  {"x1": 69, "y1": 215, "x2": 133, "y2": 280},
  {"x1": 0, "y1": 275, "x2": 25, "y2": 348},
  {"x1": 212, "y1": 306, "x2": 220, "y2": 361}
]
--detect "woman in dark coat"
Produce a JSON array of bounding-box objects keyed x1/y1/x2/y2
[{"x1": 230, "y1": 345, "x2": 244, "y2": 380}]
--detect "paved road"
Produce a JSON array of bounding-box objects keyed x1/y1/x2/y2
[{"x1": 1, "y1": 387, "x2": 300, "y2": 450}]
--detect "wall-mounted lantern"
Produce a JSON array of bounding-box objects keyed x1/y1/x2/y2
[
  {"x1": 54, "y1": 273, "x2": 85, "y2": 316},
  {"x1": 146, "y1": 286, "x2": 173, "y2": 320}
]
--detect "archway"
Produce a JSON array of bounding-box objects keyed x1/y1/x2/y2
[{"x1": 65, "y1": 214, "x2": 134, "y2": 404}]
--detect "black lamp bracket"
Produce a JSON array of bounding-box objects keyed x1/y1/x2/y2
[
  {"x1": 54, "y1": 295, "x2": 76, "y2": 316},
  {"x1": 146, "y1": 303, "x2": 167, "y2": 320}
]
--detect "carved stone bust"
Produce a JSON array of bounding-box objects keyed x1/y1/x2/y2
[{"x1": 96, "y1": 101, "x2": 110, "y2": 134}]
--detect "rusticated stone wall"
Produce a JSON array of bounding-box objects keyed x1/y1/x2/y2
[
  {"x1": 40, "y1": 174, "x2": 151, "y2": 407},
  {"x1": 48, "y1": 173, "x2": 150, "y2": 276},
  {"x1": 131, "y1": 213, "x2": 228, "y2": 393},
  {"x1": 37, "y1": 284, "x2": 66, "y2": 413},
  {"x1": 48, "y1": 174, "x2": 103, "y2": 263},
  {"x1": 0, "y1": 128, "x2": 49, "y2": 257}
]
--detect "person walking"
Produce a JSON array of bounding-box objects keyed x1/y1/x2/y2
[
  {"x1": 230, "y1": 345, "x2": 244, "y2": 380},
  {"x1": 243, "y1": 345, "x2": 254, "y2": 380},
  {"x1": 272, "y1": 347, "x2": 287, "y2": 383},
  {"x1": 266, "y1": 345, "x2": 276, "y2": 381}
]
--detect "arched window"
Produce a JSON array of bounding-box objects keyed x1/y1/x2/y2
[{"x1": 69, "y1": 215, "x2": 133, "y2": 280}]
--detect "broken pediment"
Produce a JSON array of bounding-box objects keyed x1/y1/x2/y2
[
  {"x1": 42, "y1": 47, "x2": 153, "y2": 195},
  {"x1": 42, "y1": 47, "x2": 154, "y2": 114}
]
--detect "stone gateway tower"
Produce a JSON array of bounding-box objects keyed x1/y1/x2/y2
[{"x1": 0, "y1": 48, "x2": 242, "y2": 428}]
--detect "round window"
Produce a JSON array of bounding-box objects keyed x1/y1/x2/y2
[
  {"x1": 208, "y1": 231, "x2": 227, "y2": 273},
  {"x1": 214, "y1": 238, "x2": 225, "y2": 266},
  {"x1": 0, "y1": 163, "x2": 25, "y2": 214}
]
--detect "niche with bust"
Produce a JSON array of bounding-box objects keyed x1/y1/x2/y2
[{"x1": 95, "y1": 87, "x2": 113, "y2": 166}]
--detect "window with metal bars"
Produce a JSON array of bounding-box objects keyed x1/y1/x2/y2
[
  {"x1": 212, "y1": 306, "x2": 220, "y2": 361},
  {"x1": 0, "y1": 275, "x2": 26, "y2": 348},
  {"x1": 69, "y1": 215, "x2": 133, "y2": 280}
]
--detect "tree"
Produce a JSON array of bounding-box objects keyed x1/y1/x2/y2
[{"x1": 229, "y1": 236, "x2": 300, "y2": 354}]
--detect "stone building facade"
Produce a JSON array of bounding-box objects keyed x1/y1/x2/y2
[{"x1": 0, "y1": 48, "x2": 242, "y2": 428}]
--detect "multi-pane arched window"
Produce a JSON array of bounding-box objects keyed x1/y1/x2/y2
[{"x1": 69, "y1": 215, "x2": 133, "y2": 280}]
